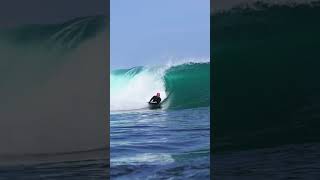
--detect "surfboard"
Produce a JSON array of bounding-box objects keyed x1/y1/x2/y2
[{"x1": 148, "y1": 102, "x2": 161, "y2": 109}]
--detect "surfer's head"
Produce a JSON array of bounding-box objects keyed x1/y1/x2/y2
[{"x1": 156, "y1": 93, "x2": 160, "y2": 97}]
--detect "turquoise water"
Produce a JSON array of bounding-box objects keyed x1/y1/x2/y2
[{"x1": 110, "y1": 62, "x2": 210, "y2": 111}]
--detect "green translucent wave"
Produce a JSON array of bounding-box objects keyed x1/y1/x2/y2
[{"x1": 111, "y1": 62, "x2": 210, "y2": 110}]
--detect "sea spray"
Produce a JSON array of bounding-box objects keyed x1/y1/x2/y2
[{"x1": 111, "y1": 66, "x2": 167, "y2": 111}]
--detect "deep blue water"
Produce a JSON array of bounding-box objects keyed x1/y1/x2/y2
[{"x1": 110, "y1": 107, "x2": 210, "y2": 179}]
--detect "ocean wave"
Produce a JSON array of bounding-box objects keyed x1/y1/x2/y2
[
  {"x1": 0, "y1": 16, "x2": 108, "y2": 157},
  {"x1": 110, "y1": 60, "x2": 210, "y2": 111},
  {"x1": 212, "y1": 1, "x2": 320, "y2": 151}
]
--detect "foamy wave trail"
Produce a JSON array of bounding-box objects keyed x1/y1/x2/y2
[
  {"x1": 0, "y1": 16, "x2": 108, "y2": 160},
  {"x1": 111, "y1": 60, "x2": 210, "y2": 111}
]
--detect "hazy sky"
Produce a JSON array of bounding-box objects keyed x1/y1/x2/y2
[
  {"x1": 0, "y1": 0, "x2": 108, "y2": 26},
  {"x1": 111, "y1": 0, "x2": 210, "y2": 69}
]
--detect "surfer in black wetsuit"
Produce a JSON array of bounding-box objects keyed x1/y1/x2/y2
[{"x1": 149, "y1": 93, "x2": 161, "y2": 104}]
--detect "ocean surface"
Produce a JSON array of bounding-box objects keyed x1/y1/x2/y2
[
  {"x1": 212, "y1": 1, "x2": 320, "y2": 179},
  {"x1": 110, "y1": 62, "x2": 210, "y2": 179}
]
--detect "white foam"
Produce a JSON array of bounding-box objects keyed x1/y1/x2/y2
[
  {"x1": 111, "y1": 153, "x2": 174, "y2": 165},
  {"x1": 110, "y1": 67, "x2": 167, "y2": 111}
]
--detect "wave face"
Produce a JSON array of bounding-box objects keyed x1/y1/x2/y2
[
  {"x1": 0, "y1": 16, "x2": 108, "y2": 158},
  {"x1": 212, "y1": 2, "x2": 320, "y2": 152},
  {"x1": 111, "y1": 61, "x2": 210, "y2": 111}
]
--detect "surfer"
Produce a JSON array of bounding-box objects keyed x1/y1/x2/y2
[{"x1": 149, "y1": 93, "x2": 161, "y2": 104}]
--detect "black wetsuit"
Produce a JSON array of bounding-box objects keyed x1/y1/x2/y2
[{"x1": 149, "y1": 96, "x2": 161, "y2": 104}]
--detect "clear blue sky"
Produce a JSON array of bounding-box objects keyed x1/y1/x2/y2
[{"x1": 111, "y1": 0, "x2": 210, "y2": 69}]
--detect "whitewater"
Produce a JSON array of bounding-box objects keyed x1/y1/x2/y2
[{"x1": 110, "y1": 66, "x2": 167, "y2": 111}]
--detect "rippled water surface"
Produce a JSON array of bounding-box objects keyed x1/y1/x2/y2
[{"x1": 111, "y1": 107, "x2": 210, "y2": 179}]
